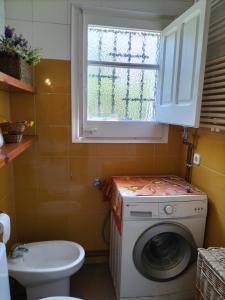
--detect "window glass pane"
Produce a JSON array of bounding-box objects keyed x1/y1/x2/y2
[
  {"x1": 87, "y1": 65, "x2": 157, "y2": 121},
  {"x1": 88, "y1": 26, "x2": 160, "y2": 65}
]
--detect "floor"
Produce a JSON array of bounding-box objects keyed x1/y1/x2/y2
[
  {"x1": 71, "y1": 263, "x2": 116, "y2": 300},
  {"x1": 11, "y1": 263, "x2": 116, "y2": 300}
]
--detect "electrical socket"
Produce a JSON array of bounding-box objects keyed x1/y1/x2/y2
[{"x1": 193, "y1": 153, "x2": 201, "y2": 165}]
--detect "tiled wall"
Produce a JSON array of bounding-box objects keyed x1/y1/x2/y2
[
  {"x1": 0, "y1": 0, "x2": 17, "y2": 250},
  {"x1": 0, "y1": 91, "x2": 17, "y2": 249},
  {"x1": 189, "y1": 2, "x2": 225, "y2": 247},
  {"x1": 2, "y1": 0, "x2": 190, "y2": 253},
  {"x1": 188, "y1": 129, "x2": 225, "y2": 247},
  {"x1": 0, "y1": 0, "x2": 4, "y2": 34},
  {"x1": 4, "y1": 0, "x2": 192, "y2": 60},
  {"x1": 5, "y1": 0, "x2": 225, "y2": 252},
  {"x1": 10, "y1": 59, "x2": 184, "y2": 250}
]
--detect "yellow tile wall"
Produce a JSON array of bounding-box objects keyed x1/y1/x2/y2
[
  {"x1": 0, "y1": 90, "x2": 17, "y2": 248},
  {"x1": 8, "y1": 59, "x2": 225, "y2": 251},
  {"x1": 10, "y1": 59, "x2": 184, "y2": 251},
  {"x1": 181, "y1": 128, "x2": 225, "y2": 247}
]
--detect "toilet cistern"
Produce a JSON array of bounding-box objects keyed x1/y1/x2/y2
[{"x1": 9, "y1": 244, "x2": 29, "y2": 259}]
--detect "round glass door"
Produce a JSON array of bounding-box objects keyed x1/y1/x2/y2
[{"x1": 133, "y1": 223, "x2": 197, "y2": 282}]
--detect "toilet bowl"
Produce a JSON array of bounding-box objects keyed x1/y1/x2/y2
[
  {"x1": 40, "y1": 297, "x2": 81, "y2": 300},
  {"x1": 42, "y1": 298, "x2": 81, "y2": 300},
  {"x1": 7, "y1": 240, "x2": 85, "y2": 300}
]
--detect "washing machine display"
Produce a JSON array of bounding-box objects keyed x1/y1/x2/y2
[{"x1": 133, "y1": 222, "x2": 197, "y2": 282}]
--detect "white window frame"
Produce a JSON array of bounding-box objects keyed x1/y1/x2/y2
[{"x1": 71, "y1": 5, "x2": 169, "y2": 143}]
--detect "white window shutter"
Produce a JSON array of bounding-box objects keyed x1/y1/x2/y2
[{"x1": 156, "y1": 0, "x2": 211, "y2": 128}]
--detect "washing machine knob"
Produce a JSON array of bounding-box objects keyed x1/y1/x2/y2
[{"x1": 164, "y1": 205, "x2": 174, "y2": 215}]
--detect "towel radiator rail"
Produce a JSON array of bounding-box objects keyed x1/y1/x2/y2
[{"x1": 201, "y1": 55, "x2": 225, "y2": 131}]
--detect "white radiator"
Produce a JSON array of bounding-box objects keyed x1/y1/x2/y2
[{"x1": 201, "y1": 55, "x2": 225, "y2": 131}]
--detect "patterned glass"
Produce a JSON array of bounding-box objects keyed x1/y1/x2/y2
[
  {"x1": 87, "y1": 26, "x2": 160, "y2": 121},
  {"x1": 88, "y1": 66, "x2": 157, "y2": 121}
]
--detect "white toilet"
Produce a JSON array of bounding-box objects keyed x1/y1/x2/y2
[
  {"x1": 0, "y1": 242, "x2": 82, "y2": 300},
  {"x1": 42, "y1": 298, "x2": 81, "y2": 300}
]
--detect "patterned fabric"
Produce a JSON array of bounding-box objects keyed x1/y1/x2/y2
[
  {"x1": 103, "y1": 175, "x2": 206, "y2": 234},
  {"x1": 103, "y1": 177, "x2": 123, "y2": 220}
]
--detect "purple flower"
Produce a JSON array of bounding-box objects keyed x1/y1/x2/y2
[
  {"x1": 21, "y1": 39, "x2": 28, "y2": 48},
  {"x1": 5, "y1": 26, "x2": 15, "y2": 39},
  {"x1": 14, "y1": 34, "x2": 28, "y2": 49},
  {"x1": 14, "y1": 34, "x2": 22, "y2": 45}
]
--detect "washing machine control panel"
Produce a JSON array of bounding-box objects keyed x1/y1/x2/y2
[
  {"x1": 123, "y1": 199, "x2": 207, "y2": 220},
  {"x1": 159, "y1": 200, "x2": 207, "y2": 218}
]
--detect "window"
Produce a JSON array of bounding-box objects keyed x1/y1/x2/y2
[
  {"x1": 71, "y1": 1, "x2": 210, "y2": 142},
  {"x1": 71, "y1": 8, "x2": 168, "y2": 143}
]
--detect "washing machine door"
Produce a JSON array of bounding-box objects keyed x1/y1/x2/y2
[{"x1": 133, "y1": 222, "x2": 197, "y2": 282}]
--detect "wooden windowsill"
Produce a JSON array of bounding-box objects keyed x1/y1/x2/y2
[
  {"x1": 0, "y1": 72, "x2": 34, "y2": 93},
  {"x1": 0, "y1": 136, "x2": 36, "y2": 168}
]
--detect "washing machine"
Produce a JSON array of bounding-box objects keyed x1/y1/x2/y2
[{"x1": 109, "y1": 176, "x2": 207, "y2": 300}]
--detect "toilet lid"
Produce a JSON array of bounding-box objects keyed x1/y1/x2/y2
[{"x1": 41, "y1": 297, "x2": 82, "y2": 300}]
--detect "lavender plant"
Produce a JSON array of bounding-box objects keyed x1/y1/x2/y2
[{"x1": 0, "y1": 26, "x2": 41, "y2": 65}]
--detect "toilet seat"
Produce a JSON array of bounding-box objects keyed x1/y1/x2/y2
[{"x1": 41, "y1": 297, "x2": 82, "y2": 300}]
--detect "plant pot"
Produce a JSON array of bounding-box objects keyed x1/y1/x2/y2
[
  {"x1": 0, "y1": 54, "x2": 33, "y2": 84},
  {"x1": 3, "y1": 134, "x2": 23, "y2": 143},
  {"x1": 0, "y1": 121, "x2": 26, "y2": 134},
  {"x1": 0, "y1": 121, "x2": 26, "y2": 143}
]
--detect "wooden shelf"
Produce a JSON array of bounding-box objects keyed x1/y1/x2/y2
[
  {"x1": 0, "y1": 72, "x2": 34, "y2": 93},
  {"x1": 0, "y1": 136, "x2": 36, "y2": 168}
]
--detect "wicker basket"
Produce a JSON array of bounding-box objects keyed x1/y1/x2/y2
[
  {"x1": 0, "y1": 121, "x2": 26, "y2": 143},
  {"x1": 3, "y1": 134, "x2": 23, "y2": 143},
  {"x1": 196, "y1": 248, "x2": 225, "y2": 300},
  {"x1": 0, "y1": 54, "x2": 33, "y2": 84}
]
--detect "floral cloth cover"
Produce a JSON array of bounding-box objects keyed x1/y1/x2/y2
[{"x1": 103, "y1": 175, "x2": 205, "y2": 234}]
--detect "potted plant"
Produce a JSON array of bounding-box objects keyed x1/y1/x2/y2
[{"x1": 0, "y1": 26, "x2": 41, "y2": 84}]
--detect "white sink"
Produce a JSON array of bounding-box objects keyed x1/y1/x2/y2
[{"x1": 8, "y1": 240, "x2": 85, "y2": 300}]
